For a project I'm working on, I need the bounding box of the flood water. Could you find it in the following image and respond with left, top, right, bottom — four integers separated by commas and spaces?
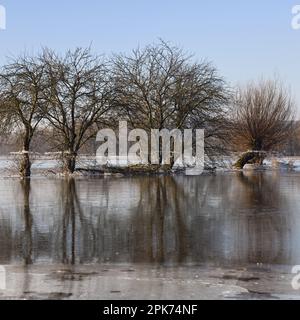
0, 171, 300, 268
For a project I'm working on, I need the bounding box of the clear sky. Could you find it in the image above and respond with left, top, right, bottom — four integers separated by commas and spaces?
0, 0, 300, 115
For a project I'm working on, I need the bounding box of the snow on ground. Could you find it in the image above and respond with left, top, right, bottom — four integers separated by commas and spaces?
1, 155, 300, 174
264, 157, 300, 172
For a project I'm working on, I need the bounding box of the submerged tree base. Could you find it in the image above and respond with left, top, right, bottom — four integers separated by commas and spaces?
234, 151, 267, 169
103, 164, 173, 176
19, 152, 31, 178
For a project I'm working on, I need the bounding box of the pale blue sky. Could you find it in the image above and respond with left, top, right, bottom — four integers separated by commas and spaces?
0, 0, 300, 114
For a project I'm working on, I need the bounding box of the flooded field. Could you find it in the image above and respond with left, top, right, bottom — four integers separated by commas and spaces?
0, 172, 300, 299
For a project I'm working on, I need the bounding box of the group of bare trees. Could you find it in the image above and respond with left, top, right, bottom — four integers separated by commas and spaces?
0, 41, 297, 177
0, 48, 113, 177
112, 43, 230, 159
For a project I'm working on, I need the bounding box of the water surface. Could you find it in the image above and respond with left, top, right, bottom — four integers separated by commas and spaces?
0, 171, 299, 267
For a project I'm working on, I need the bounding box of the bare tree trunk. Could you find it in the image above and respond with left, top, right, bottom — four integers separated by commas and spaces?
20, 133, 32, 178
63, 151, 77, 175
20, 153, 31, 178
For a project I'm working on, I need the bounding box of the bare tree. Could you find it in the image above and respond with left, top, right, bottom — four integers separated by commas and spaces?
230, 80, 297, 168
112, 41, 230, 165
283, 122, 300, 155
0, 55, 46, 177
41, 48, 111, 174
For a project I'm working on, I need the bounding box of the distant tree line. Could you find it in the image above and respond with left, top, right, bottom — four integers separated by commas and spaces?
0, 41, 297, 177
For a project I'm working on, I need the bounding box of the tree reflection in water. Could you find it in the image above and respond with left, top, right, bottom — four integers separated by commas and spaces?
0, 173, 298, 267
20, 179, 33, 265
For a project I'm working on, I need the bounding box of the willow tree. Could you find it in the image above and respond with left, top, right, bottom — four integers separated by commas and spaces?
41, 48, 111, 174
230, 80, 296, 169
0, 55, 46, 177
